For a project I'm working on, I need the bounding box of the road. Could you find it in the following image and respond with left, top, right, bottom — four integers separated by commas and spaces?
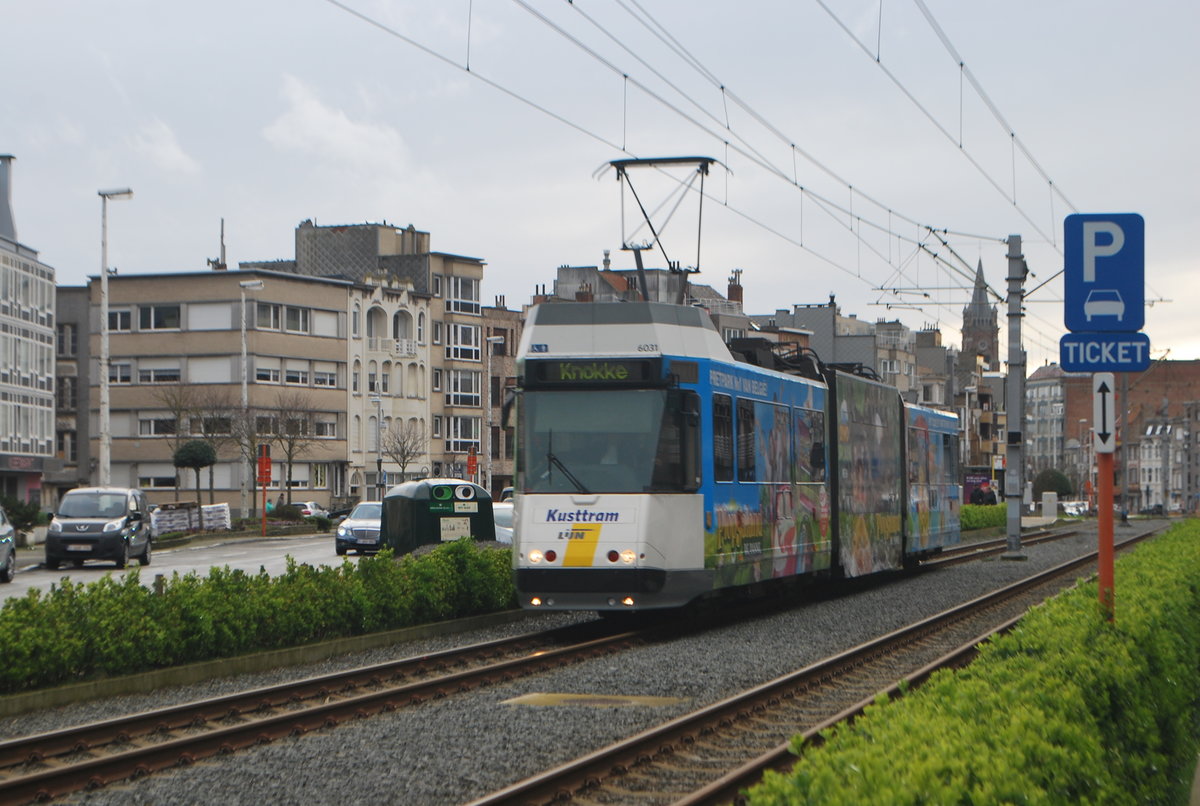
1, 531, 349, 603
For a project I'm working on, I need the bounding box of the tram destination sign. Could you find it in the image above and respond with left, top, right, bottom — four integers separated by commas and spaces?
525, 357, 663, 387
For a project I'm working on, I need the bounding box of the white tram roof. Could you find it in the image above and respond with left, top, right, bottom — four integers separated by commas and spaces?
519, 302, 735, 362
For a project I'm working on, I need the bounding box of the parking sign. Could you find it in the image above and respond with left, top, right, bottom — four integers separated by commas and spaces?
1064, 213, 1144, 333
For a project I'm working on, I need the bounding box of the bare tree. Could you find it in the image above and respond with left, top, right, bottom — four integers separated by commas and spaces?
192, 387, 238, 504
271, 389, 320, 506
229, 405, 267, 519
151, 383, 199, 501
382, 419, 428, 483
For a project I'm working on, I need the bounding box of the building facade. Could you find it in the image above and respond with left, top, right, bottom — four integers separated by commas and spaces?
90, 269, 353, 514
0, 155, 59, 506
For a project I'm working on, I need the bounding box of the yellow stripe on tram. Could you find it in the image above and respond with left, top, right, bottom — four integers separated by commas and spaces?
562, 523, 603, 567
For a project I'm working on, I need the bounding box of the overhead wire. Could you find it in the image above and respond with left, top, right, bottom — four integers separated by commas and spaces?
323, 0, 1064, 354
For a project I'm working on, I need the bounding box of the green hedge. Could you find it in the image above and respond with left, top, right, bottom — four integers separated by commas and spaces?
0, 540, 515, 694
748, 519, 1200, 805
960, 502, 1006, 531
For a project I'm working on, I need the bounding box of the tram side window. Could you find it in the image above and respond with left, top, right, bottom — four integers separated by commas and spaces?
713, 394, 734, 482
736, 398, 756, 482
795, 409, 826, 483
943, 433, 960, 483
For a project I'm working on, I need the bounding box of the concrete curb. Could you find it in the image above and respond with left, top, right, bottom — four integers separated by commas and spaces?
0, 608, 532, 719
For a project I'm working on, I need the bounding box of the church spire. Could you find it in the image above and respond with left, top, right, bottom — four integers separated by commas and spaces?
969, 259, 989, 311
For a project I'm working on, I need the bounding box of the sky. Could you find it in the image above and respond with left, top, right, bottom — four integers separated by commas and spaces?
4, 0, 1198, 371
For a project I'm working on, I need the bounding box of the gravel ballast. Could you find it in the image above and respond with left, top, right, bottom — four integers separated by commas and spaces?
2, 524, 1138, 805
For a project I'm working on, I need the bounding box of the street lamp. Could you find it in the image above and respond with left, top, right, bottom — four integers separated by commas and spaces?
484, 335, 505, 496
98, 187, 133, 487
239, 279, 265, 516
370, 395, 384, 500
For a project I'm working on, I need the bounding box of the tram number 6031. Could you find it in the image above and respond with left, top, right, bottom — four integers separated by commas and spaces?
637, 343, 657, 352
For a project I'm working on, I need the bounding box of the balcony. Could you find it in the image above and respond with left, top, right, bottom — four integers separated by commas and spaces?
367, 337, 418, 357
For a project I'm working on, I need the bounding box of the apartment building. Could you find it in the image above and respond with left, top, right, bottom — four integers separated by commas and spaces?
90, 269, 352, 514
0, 155, 59, 506
348, 273, 432, 502
243, 221, 490, 495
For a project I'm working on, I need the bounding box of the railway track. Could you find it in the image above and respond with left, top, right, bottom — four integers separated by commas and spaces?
0, 621, 644, 805
467, 525, 1159, 806
0, 524, 1119, 805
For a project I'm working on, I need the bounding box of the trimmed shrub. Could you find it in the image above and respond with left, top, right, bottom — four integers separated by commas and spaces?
747, 519, 1200, 805
0, 540, 515, 694
960, 502, 1006, 531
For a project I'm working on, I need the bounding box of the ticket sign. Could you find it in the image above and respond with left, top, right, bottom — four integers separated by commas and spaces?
1059, 332, 1151, 373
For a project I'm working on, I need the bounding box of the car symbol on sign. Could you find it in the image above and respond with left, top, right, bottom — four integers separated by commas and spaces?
1084, 289, 1124, 323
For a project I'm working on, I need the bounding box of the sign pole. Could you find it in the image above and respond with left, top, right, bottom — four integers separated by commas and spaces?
1093, 372, 1117, 622
1098, 451, 1115, 622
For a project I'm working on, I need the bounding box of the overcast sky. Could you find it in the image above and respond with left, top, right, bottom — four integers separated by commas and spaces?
4, 0, 1196, 370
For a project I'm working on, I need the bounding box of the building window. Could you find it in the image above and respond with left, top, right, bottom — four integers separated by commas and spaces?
314, 370, 337, 387
108, 310, 132, 332
57, 324, 77, 357
57, 430, 77, 462
446, 323, 480, 361
284, 306, 310, 333
138, 417, 178, 436
311, 464, 328, 489
285, 367, 309, 385
446, 416, 480, 454
256, 366, 281, 383
56, 376, 77, 410
432, 321, 442, 345
138, 367, 182, 383
109, 362, 132, 384
446, 276, 480, 314
445, 370, 481, 407
315, 418, 337, 438
139, 475, 176, 489
367, 372, 377, 393
256, 303, 281, 330
417, 312, 426, 344
432, 415, 443, 438
139, 304, 181, 331
353, 305, 361, 337
432, 369, 443, 392
432, 275, 443, 297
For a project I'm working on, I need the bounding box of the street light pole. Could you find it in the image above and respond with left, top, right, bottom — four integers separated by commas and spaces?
484, 335, 505, 496
371, 395, 383, 500
239, 279, 265, 517
98, 188, 133, 487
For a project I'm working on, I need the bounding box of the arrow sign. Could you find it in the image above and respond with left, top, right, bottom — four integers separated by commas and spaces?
1093, 372, 1116, 454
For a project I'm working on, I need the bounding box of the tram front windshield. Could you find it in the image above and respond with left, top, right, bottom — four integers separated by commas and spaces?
521, 388, 683, 495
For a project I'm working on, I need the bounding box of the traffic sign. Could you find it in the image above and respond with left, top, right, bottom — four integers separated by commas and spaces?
1064, 213, 1144, 333
1059, 332, 1151, 373
1092, 373, 1116, 454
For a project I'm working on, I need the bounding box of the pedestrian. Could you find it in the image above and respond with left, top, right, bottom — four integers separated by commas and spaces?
970, 480, 997, 506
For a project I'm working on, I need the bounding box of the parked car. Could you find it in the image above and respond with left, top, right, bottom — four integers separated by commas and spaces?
298, 501, 329, 519
0, 504, 16, 583
492, 501, 514, 545
335, 501, 382, 555
499, 486, 513, 502
44, 487, 153, 569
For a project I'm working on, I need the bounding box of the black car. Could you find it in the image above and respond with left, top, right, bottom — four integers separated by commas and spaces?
0, 504, 15, 583
45, 487, 153, 569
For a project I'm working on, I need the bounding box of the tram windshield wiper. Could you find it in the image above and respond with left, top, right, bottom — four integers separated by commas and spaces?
546, 431, 589, 494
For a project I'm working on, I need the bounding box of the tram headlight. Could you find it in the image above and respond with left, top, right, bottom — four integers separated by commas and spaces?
529, 550, 544, 564
620, 549, 636, 565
